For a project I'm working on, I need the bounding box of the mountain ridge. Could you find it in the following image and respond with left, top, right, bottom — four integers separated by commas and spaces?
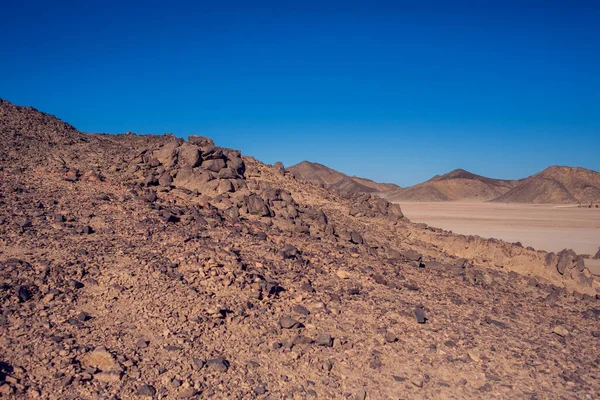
287, 160, 401, 194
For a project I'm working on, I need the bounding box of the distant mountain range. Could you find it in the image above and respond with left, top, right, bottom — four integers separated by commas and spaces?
289, 162, 600, 204
287, 161, 401, 194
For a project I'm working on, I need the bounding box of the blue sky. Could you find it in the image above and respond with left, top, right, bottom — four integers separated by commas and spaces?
1, 0, 599, 186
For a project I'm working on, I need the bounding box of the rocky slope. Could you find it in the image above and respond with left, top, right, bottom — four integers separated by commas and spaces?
287, 161, 400, 195
492, 166, 600, 204
1, 99, 600, 399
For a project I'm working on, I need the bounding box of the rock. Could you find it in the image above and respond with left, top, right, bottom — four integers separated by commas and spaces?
17, 285, 33, 302
410, 376, 424, 388
484, 316, 507, 329
556, 249, 576, 275
292, 335, 314, 345
80, 348, 122, 377
77, 311, 91, 321
280, 244, 299, 259
178, 143, 201, 168
67, 279, 84, 289
137, 384, 157, 397
188, 135, 214, 148
316, 333, 333, 347
468, 349, 481, 362
354, 389, 367, 400
202, 159, 226, 172
279, 317, 303, 329
403, 250, 422, 261
178, 388, 199, 398
293, 304, 310, 315
384, 331, 397, 343
414, 307, 426, 324
553, 325, 569, 337
254, 384, 267, 395
216, 179, 234, 194
158, 173, 173, 187
372, 273, 387, 285
94, 371, 121, 382
206, 357, 229, 372
192, 358, 205, 369
246, 194, 270, 216
594, 247, 600, 260
350, 231, 363, 244
336, 270, 350, 279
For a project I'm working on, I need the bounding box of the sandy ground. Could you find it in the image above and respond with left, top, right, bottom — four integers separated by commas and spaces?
397, 202, 600, 274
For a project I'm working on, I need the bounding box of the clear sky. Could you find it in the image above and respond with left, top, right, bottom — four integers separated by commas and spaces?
1, 1, 599, 186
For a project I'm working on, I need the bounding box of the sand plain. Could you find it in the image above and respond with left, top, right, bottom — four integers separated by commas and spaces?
397, 202, 600, 274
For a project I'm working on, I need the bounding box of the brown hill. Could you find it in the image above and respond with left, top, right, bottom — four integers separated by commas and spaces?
492, 166, 600, 204
287, 161, 400, 194
1, 99, 599, 399
379, 169, 521, 202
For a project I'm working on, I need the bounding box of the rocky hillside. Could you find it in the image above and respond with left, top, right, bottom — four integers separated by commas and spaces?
379, 169, 520, 202
1, 99, 600, 399
492, 166, 600, 204
287, 161, 400, 194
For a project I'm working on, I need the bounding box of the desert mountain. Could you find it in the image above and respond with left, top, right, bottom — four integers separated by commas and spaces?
287, 161, 400, 194
492, 166, 600, 204
1, 99, 599, 399
378, 169, 521, 202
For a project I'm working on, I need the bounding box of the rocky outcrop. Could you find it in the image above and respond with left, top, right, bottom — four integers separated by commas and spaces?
545, 249, 594, 287
344, 192, 404, 221
127, 136, 247, 196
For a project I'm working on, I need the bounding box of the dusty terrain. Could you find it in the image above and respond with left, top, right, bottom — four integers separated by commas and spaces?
1, 99, 600, 399
398, 202, 600, 255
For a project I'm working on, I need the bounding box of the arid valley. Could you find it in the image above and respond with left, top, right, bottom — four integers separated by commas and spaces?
398, 202, 600, 274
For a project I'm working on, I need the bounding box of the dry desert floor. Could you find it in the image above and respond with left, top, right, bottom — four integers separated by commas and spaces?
397, 202, 600, 274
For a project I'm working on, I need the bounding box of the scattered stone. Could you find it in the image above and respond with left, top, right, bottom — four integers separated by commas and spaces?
316, 333, 333, 347
468, 349, 481, 362
414, 307, 426, 324
178, 388, 199, 398
137, 384, 157, 397
279, 317, 303, 329
292, 335, 314, 345
293, 304, 310, 315
553, 325, 569, 337
207, 357, 229, 373
67, 279, 84, 289
484, 316, 507, 329
192, 358, 205, 369
77, 311, 91, 321
410, 376, 424, 388
253, 384, 267, 395
384, 331, 398, 343
336, 270, 350, 279
280, 244, 299, 259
